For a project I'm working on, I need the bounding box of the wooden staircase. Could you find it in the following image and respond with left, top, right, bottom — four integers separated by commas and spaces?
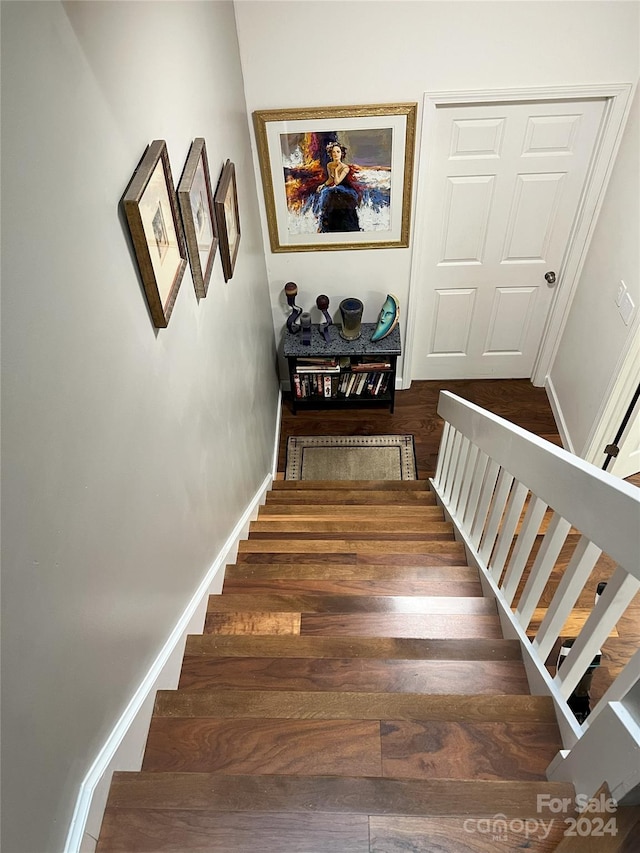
97, 480, 576, 852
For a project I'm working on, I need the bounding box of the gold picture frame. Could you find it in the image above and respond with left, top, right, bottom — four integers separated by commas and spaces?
123, 140, 187, 327
253, 103, 417, 252
214, 160, 241, 282
177, 138, 218, 299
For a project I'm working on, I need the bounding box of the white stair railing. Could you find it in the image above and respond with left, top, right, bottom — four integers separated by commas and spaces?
431, 391, 640, 803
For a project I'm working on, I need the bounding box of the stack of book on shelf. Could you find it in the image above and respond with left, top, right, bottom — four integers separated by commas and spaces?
293, 357, 340, 399
339, 371, 390, 398
351, 359, 392, 373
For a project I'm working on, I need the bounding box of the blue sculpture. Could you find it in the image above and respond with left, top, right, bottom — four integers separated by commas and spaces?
371, 293, 399, 342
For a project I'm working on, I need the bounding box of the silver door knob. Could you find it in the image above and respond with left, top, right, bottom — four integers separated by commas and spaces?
545, 271, 557, 285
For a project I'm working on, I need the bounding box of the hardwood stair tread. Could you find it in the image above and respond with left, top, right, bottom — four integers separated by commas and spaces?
222, 578, 484, 596
266, 491, 436, 505
142, 717, 384, 776
237, 538, 467, 555
154, 690, 558, 722
176, 657, 530, 693
249, 530, 456, 541
235, 551, 468, 566
103, 772, 575, 815
204, 612, 504, 638
299, 613, 502, 639
258, 504, 445, 518
249, 520, 454, 534
207, 593, 497, 615
224, 563, 477, 580
527, 607, 619, 638
271, 480, 432, 491
184, 636, 522, 660
369, 815, 565, 852
141, 717, 561, 780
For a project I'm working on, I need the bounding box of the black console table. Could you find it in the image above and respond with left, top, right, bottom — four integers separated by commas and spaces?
284, 322, 401, 414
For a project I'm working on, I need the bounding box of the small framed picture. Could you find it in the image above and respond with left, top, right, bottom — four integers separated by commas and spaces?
177, 138, 218, 299
122, 140, 187, 327
214, 160, 241, 282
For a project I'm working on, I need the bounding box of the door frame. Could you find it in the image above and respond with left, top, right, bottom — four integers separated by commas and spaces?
403, 83, 635, 389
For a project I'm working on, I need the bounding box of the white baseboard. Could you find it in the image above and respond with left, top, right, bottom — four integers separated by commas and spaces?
545, 376, 576, 454
272, 387, 283, 478
65, 471, 274, 853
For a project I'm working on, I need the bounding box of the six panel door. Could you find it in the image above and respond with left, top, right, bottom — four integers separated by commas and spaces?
411, 98, 607, 379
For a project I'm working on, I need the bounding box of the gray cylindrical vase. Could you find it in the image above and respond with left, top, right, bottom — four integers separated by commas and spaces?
339, 298, 364, 341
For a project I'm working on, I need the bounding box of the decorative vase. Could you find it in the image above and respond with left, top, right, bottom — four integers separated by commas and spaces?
339, 298, 364, 341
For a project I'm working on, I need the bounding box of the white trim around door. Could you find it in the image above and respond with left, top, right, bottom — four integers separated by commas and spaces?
403, 83, 635, 390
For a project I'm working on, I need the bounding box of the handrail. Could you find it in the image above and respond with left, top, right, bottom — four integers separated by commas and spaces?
431, 391, 640, 802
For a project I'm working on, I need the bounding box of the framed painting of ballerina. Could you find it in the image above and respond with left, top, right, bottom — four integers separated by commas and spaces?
253, 103, 417, 252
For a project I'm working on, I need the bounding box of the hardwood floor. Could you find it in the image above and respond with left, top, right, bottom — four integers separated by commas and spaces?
278, 379, 639, 725
278, 379, 562, 479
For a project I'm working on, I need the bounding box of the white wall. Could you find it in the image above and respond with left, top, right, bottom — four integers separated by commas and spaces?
234, 0, 639, 381
1, 2, 278, 851
549, 88, 639, 456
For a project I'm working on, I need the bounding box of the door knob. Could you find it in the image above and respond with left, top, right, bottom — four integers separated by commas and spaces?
545, 271, 557, 285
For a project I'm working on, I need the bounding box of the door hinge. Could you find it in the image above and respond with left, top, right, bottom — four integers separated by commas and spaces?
604, 443, 619, 457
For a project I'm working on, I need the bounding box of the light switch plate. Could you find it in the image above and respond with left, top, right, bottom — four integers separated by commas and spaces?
616, 280, 627, 307
620, 290, 635, 325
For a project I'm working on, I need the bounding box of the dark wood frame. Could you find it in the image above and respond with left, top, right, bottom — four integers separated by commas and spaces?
177, 138, 218, 299
123, 140, 187, 327
214, 160, 241, 282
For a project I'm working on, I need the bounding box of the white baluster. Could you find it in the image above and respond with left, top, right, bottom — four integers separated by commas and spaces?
489, 480, 529, 582
516, 513, 572, 630
469, 458, 501, 549
501, 496, 548, 606
479, 469, 515, 566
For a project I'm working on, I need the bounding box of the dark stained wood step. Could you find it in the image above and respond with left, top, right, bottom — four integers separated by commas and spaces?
141, 717, 560, 781
224, 562, 476, 580
206, 593, 496, 615
97, 808, 370, 852
369, 814, 565, 852
249, 529, 455, 541
154, 690, 556, 723
142, 718, 383, 775
380, 719, 561, 781
222, 577, 483, 596
222, 578, 482, 598
298, 613, 503, 639
176, 658, 529, 694
237, 538, 467, 556
183, 636, 521, 662
266, 490, 436, 505
249, 519, 453, 535
271, 480, 432, 491
103, 772, 575, 815
258, 504, 445, 518
234, 549, 468, 566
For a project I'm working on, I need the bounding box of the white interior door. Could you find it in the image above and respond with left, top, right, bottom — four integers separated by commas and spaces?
411, 98, 607, 379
